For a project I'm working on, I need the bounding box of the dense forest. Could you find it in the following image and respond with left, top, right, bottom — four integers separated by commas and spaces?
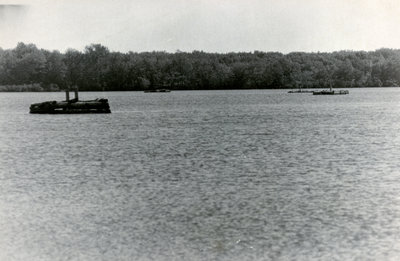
1, 42, 400, 91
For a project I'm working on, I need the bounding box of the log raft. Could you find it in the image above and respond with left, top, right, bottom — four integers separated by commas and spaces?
30, 89, 111, 114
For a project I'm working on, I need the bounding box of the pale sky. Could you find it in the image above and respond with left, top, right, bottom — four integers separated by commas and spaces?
1, 0, 400, 53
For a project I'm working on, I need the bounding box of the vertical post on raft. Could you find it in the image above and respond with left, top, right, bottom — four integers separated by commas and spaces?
66, 87, 70, 102
74, 87, 79, 101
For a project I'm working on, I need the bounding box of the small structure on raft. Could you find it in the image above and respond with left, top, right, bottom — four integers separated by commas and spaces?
30, 88, 111, 114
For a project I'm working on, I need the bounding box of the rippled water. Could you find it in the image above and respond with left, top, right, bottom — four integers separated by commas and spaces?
1, 89, 400, 260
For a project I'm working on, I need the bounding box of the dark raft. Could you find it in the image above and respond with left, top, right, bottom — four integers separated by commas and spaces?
30, 89, 111, 114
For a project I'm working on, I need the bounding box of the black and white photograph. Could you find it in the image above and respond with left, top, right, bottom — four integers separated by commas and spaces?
1, 0, 400, 260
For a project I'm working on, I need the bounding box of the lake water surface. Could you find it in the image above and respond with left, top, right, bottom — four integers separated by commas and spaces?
1, 89, 400, 260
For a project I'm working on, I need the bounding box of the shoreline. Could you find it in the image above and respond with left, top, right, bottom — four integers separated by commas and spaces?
0, 86, 398, 93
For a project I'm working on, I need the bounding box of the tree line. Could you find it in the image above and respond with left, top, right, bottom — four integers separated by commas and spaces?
1, 42, 400, 91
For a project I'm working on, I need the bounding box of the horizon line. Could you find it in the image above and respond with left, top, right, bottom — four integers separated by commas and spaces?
1, 42, 399, 55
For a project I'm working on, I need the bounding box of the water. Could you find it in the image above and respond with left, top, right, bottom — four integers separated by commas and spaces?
1, 89, 400, 260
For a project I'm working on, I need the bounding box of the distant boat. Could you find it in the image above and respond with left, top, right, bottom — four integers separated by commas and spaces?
30, 89, 111, 114
144, 89, 171, 93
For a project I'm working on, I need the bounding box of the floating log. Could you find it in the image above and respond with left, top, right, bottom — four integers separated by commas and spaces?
288, 90, 313, 93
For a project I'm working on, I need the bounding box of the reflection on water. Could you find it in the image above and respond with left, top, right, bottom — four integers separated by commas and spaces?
1, 89, 400, 260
